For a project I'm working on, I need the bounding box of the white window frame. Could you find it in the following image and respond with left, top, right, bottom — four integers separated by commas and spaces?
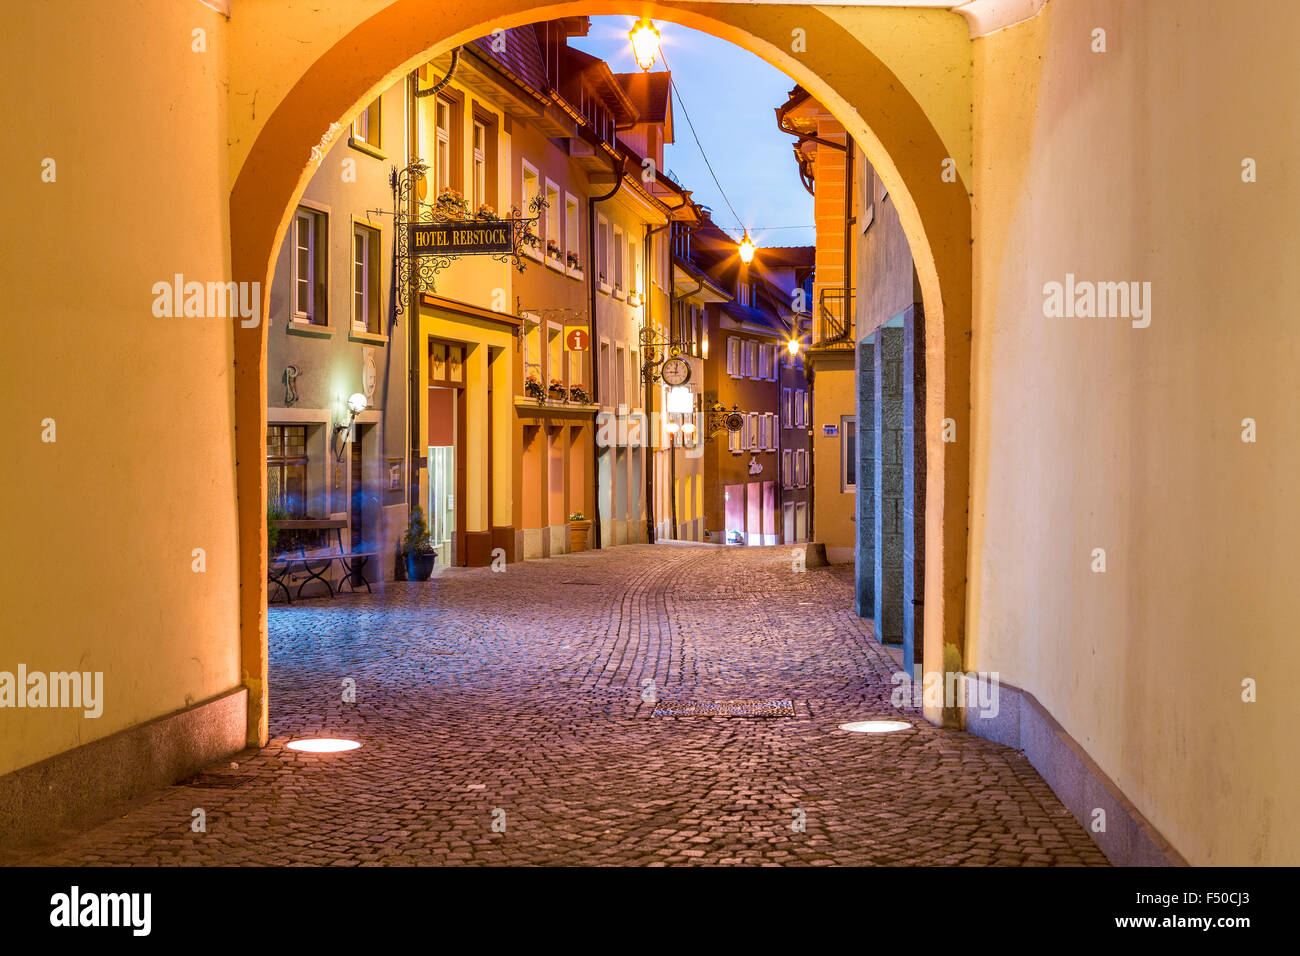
597, 215, 611, 291
544, 179, 562, 270
782, 449, 792, 488
521, 159, 542, 262
472, 119, 487, 210
351, 223, 371, 332
782, 387, 792, 428
748, 413, 760, 451
434, 96, 453, 196
292, 210, 314, 322
612, 225, 626, 297
565, 192, 582, 277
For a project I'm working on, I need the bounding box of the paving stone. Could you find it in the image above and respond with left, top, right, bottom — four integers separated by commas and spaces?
5, 545, 1108, 867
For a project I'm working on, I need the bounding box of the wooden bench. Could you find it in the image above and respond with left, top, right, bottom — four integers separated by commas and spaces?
269, 518, 377, 603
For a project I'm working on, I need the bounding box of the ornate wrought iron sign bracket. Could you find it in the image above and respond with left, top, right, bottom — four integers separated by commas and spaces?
392, 160, 546, 316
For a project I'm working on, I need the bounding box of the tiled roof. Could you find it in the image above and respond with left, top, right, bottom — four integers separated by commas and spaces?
613, 71, 672, 125
470, 25, 548, 95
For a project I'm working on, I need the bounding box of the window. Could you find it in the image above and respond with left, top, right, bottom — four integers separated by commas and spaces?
628, 237, 639, 296
352, 223, 380, 333
565, 194, 580, 269
597, 216, 610, 287
726, 337, 739, 377
613, 226, 625, 293
782, 450, 792, 488
782, 387, 793, 428
291, 207, 327, 325
728, 422, 742, 454
599, 341, 611, 404
841, 416, 857, 492
434, 96, 454, 195
472, 120, 486, 209
545, 181, 560, 259
748, 412, 760, 451
615, 346, 626, 406
794, 389, 807, 428
745, 341, 757, 379
765, 413, 777, 451
353, 97, 381, 149
267, 425, 308, 516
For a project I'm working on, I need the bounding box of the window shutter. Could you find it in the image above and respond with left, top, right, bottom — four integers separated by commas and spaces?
367, 229, 381, 332
313, 213, 328, 325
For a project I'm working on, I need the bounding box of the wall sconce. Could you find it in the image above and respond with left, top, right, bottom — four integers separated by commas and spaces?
333, 392, 368, 460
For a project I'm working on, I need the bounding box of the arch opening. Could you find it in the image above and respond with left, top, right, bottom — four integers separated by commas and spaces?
232, 0, 972, 745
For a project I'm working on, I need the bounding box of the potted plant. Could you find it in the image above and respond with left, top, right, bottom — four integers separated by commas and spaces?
401, 505, 437, 581
568, 511, 593, 553
267, 504, 288, 556
546, 239, 562, 261
568, 382, 589, 404
475, 203, 498, 220
524, 373, 544, 401
566, 251, 581, 270
548, 378, 567, 401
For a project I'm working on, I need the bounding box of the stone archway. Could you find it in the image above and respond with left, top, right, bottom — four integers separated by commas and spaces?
229, 0, 972, 745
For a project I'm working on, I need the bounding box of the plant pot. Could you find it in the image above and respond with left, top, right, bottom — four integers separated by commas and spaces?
568, 519, 592, 553
406, 551, 436, 581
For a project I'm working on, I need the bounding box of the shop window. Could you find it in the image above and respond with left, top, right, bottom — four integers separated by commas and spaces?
267, 425, 308, 517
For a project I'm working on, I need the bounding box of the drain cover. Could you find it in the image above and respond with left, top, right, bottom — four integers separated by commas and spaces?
652, 698, 795, 718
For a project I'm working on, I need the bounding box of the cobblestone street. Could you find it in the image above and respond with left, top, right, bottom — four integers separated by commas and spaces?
8, 545, 1107, 866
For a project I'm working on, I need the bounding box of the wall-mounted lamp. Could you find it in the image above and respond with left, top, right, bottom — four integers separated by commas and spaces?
333, 392, 368, 461
787, 337, 801, 357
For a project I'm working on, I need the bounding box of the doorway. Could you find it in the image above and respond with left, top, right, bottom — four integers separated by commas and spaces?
428, 386, 458, 568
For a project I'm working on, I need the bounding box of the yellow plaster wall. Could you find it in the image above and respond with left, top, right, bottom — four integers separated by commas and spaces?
969, 0, 1300, 865
1, 1, 241, 775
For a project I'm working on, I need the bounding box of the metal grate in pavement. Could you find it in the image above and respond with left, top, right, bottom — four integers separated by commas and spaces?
650, 698, 797, 718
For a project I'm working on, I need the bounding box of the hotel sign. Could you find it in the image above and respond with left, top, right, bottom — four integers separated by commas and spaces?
409, 221, 513, 256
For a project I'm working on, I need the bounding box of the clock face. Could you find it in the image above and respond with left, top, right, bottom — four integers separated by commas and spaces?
661, 357, 691, 386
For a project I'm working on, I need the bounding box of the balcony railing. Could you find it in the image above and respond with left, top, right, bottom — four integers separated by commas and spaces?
816, 288, 855, 348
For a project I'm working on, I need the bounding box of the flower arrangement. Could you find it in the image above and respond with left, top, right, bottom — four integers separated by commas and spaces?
548, 378, 567, 398
568, 383, 589, 404
546, 239, 562, 259
436, 187, 469, 217
524, 373, 544, 400
475, 203, 498, 220
566, 251, 581, 269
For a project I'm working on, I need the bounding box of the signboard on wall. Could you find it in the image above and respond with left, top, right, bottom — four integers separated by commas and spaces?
409, 221, 513, 256
565, 327, 590, 351
823, 424, 839, 436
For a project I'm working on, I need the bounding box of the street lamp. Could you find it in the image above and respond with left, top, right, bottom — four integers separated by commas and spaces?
738, 232, 756, 263
787, 337, 801, 357
629, 18, 661, 71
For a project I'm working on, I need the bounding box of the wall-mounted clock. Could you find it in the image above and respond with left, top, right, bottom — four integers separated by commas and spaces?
660, 356, 691, 386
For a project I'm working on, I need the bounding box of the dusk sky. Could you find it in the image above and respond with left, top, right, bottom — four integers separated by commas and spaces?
569, 16, 815, 249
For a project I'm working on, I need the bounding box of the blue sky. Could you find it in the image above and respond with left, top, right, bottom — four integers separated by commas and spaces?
568, 16, 815, 249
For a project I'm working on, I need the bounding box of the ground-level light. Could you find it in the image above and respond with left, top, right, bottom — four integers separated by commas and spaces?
287, 737, 362, 752
839, 720, 912, 733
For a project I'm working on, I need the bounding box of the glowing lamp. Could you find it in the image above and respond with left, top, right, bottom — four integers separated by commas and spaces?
738, 233, 755, 263
787, 338, 800, 357
629, 18, 661, 72
287, 738, 362, 752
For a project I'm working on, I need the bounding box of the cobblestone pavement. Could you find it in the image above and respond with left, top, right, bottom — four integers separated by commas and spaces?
7, 545, 1108, 866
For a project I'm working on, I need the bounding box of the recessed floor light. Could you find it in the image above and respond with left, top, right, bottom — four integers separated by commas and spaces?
839, 720, 912, 734
287, 737, 362, 753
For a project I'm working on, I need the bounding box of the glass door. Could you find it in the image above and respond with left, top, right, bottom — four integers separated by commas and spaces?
428, 444, 455, 568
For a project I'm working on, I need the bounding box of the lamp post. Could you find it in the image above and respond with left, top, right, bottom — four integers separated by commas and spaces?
629, 18, 661, 71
